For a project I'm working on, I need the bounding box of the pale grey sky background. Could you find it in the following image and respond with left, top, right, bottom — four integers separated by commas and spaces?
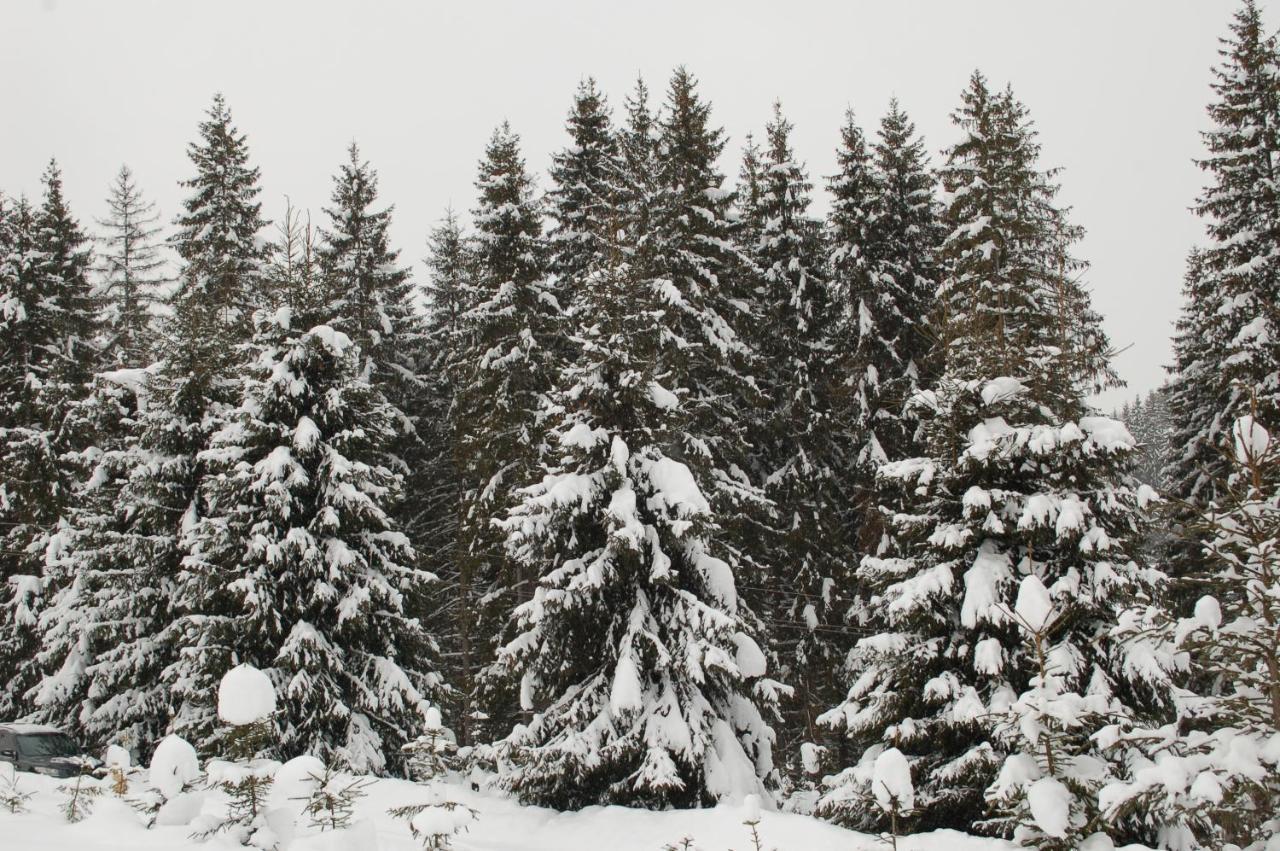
0, 0, 1254, 410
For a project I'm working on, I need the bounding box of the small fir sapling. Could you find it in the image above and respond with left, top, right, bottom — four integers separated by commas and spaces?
104, 744, 133, 796
660, 838, 702, 851
59, 757, 104, 823
733, 794, 777, 851
871, 749, 915, 851
388, 785, 478, 850
402, 706, 456, 781
0, 763, 33, 813
135, 734, 203, 827
300, 764, 374, 832
195, 664, 280, 845
1099, 405, 1280, 848
983, 575, 1122, 849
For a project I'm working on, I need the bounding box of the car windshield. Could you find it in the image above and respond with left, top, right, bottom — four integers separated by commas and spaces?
15, 733, 78, 758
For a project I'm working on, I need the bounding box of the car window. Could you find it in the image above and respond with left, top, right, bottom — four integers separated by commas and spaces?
15, 733, 77, 758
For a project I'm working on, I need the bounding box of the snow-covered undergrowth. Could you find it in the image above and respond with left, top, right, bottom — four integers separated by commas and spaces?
0, 766, 1168, 851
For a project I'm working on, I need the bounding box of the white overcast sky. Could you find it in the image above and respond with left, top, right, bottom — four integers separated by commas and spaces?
0, 0, 1257, 409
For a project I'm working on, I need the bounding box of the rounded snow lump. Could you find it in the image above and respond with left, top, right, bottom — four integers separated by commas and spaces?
218, 663, 277, 726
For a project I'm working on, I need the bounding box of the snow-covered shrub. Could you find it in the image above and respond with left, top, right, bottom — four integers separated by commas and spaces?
134, 734, 205, 827
299, 764, 373, 832
0, 763, 33, 814
402, 706, 456, 782
388, 785, 478, 850
871, 748, 915, 850
104, 744, 134, 796
59, 757, 103, 823
193, 664, 280, 847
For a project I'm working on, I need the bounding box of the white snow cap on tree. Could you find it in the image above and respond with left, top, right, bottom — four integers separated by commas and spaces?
872, 747, 914, 812
104, 744, 131, 770
217, 663, 277, 726
1014, 574, 1054, 633
1026, 776, 1071, 839
271, 754, 326, 811
149, 735, 201, 800
1232, 414, 1270, 464
742, 793, 762, 823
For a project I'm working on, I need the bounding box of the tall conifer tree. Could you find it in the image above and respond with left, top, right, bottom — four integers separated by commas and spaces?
0, 164, 98, 720
820, 75, 1168, 841
94, 165, 170, 368
461, 122, 558, 739
86, 93, 270, 752
1165, 0, 1280, 582
739, 103, 849, 772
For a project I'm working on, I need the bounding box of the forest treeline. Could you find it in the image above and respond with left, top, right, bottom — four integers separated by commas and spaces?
2, 2, 1279, 848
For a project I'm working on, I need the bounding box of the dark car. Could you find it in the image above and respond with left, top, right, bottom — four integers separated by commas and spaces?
0, 723, 94, 779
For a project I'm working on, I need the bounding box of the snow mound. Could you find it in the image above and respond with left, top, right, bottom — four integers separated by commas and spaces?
272, 754, 326, 812
980, 376, 1026, 405
104, 744, 131, 769
1026, 776, 1071, 838
1233, 414, 1270, 464
872, 748, 914, 812
1015, 574, 1054, 633
218, 663, 277, 726
149, 734, 200, 800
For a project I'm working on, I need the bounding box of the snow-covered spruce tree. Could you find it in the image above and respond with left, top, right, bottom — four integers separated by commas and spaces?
420, 209, 479, 743
28, 366, 152, 739
650, 69, 760, 495
491, 221, 781, 808
814, 104, 942, 778
173, 307, 442, 772
1099, 407, 1280, 849
736, 102, 850, 773
0, 194, 57, 721
314, 144, 441, 706
546, 77, 620, 315
1123, 388, 1172, 492
460, 122, 559, 741
30, 169, 174, 736
818, 73, 1169, 838
84, 93, 270, 754
637, 71, 772, 668
265, 196, 324, 326
853, 100, 944, 466
317, 143, 423, 396
0, 163, 99, 721
1165, 0, 1280, 582
94, 164, 170, 368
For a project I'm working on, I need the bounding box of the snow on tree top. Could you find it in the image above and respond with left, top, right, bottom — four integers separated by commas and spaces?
306, 323, 354, 357
1078, 417, 1136, 452
217, 663, 277, 726
1026, 776, 1071, 838
148, 735, 200, 800
980, 376, 1027, 405
1014, 574, 1054, 633
871, 747, 914, 812
1232, 414, 1270, 464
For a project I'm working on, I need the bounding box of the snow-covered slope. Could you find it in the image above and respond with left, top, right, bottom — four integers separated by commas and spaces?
0, 770, 1045, 851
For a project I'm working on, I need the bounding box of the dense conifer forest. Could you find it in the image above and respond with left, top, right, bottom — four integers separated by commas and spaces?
3, 2, 1280, 848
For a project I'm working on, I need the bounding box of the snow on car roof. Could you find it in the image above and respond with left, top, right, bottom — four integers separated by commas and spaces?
0, 723, 64, 735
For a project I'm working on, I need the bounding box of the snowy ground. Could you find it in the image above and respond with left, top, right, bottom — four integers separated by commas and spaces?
0, 768, 1045, 851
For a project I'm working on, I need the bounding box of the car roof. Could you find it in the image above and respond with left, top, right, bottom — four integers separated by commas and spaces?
0, 723, 64, 735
